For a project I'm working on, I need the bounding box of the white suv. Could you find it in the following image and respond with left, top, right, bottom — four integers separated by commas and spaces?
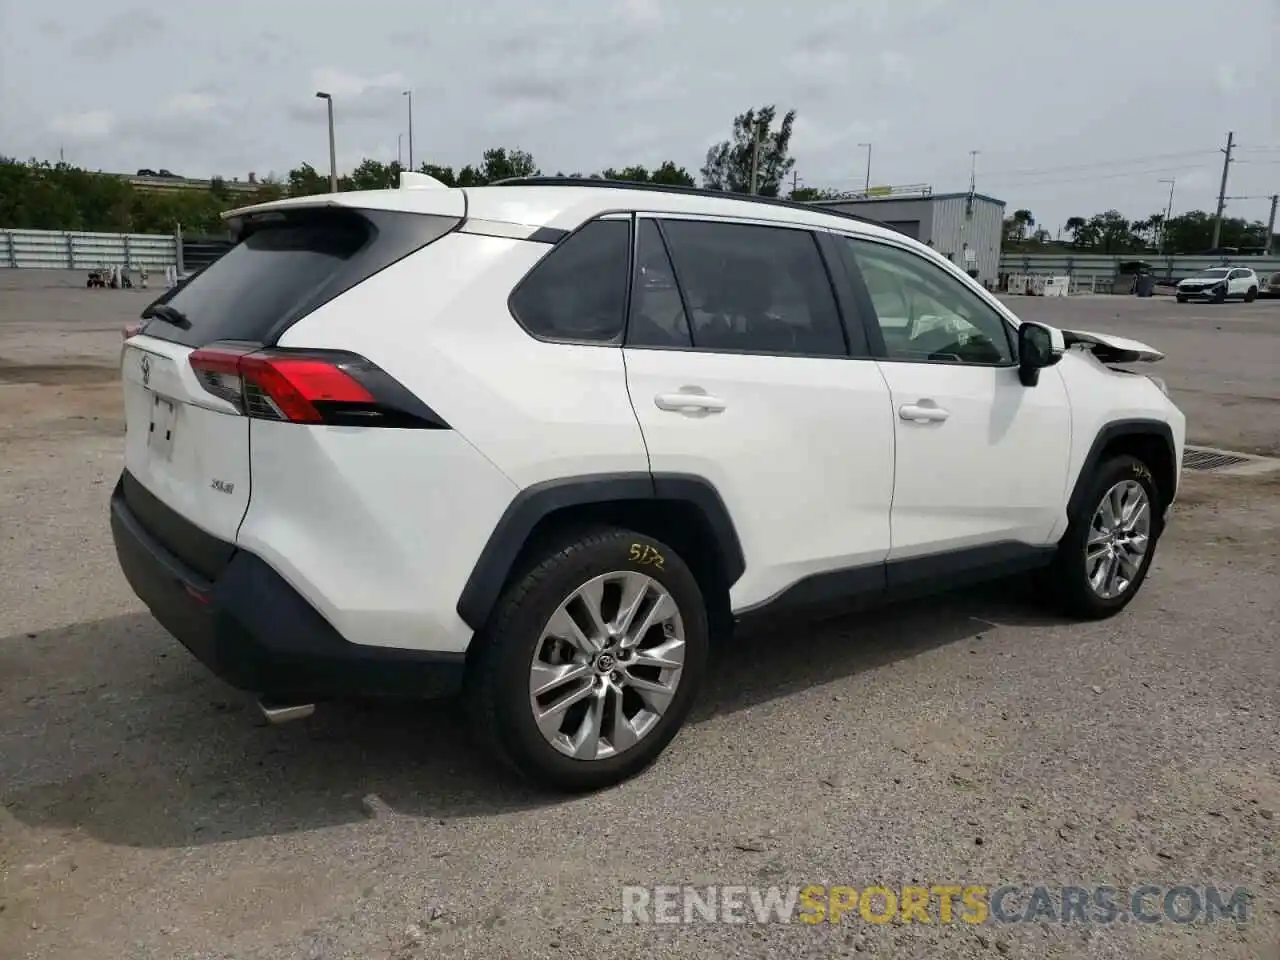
1175, 266, 1260, 303
111, 177, 1185, 792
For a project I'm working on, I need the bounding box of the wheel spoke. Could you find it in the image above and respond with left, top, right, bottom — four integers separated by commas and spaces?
535, 681, 595, 740
622, 672, 676, 714
1121, 498, 1149, 534
543, 606, 599, 654
608, 685, 641, 754
630, 637, 685, 672
619, 592, 677, 650
575, 579, 611, 645
530, 660, 590, 697
569, 685, 606, 759
612, 572, 652, 636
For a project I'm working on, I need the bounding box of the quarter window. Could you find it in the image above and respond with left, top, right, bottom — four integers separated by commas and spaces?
655, 219, 847, 357
838, 237, 1014, 365
509, 218, 631, 342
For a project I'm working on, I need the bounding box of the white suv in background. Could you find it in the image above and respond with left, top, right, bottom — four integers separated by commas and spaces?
112, 177, 1185, 792
1175, 266, 1260, 303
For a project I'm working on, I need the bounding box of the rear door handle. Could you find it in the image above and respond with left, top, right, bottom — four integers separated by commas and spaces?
898, 402, 950, 423
654, 391, 727, 413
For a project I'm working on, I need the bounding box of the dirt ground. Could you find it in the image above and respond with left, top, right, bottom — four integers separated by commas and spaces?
1, 276, 1277, 959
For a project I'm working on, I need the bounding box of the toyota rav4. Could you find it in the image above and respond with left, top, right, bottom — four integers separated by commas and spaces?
111, 176, 1186, 792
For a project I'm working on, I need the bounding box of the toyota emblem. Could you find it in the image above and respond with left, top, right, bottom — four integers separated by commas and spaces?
140, 354, 151, 386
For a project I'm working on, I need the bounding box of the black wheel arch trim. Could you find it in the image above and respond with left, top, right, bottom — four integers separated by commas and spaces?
1066, 418, 1177, 519
455, 471, 746, 631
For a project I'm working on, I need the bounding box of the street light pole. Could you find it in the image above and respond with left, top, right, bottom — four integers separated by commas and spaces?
1158, 178, 1176, 254
858, 143, 871, 195
403, 90, 414, 171
315, 91, 337, 193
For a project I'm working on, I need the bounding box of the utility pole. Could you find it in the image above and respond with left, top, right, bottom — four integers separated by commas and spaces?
748, 119, 764, 195
791, 171, 799, 196
858, 142, 872, 195
968, 150, 979, 194
1267, 193, 1278, 255
1158, 178, 1176, 254
1211, 131, 1233, 249
403, 90, 414, 171
315, 91, 337, 193
398, 134, 403, 169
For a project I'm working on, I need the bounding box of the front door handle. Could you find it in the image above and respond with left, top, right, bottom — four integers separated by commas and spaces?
898, 401, 950, 423
654, 391, 727, 413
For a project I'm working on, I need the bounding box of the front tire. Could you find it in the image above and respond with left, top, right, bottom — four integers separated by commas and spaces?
1244, 286, 1258, 303
466, 526, 709, 792
1175, 295, 1188, 303
1045, 454, 1162, 619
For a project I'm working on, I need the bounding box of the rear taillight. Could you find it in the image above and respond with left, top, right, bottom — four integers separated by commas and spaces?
188, 344, 448, 429
123, 319, 145, 339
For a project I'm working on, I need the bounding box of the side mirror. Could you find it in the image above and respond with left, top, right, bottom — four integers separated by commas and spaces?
1017, 321, 1065, 387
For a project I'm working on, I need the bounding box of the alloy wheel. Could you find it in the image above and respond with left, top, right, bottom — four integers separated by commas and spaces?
1085, 479, 1152, 599
528, 571, 686, 760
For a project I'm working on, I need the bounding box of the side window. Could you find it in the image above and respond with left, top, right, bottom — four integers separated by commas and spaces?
509, 218, 631, 342
838, 237, 1013, 365
628, 219, 692, 348
657, 219, 847, 357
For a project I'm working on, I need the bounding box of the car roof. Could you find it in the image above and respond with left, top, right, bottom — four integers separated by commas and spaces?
225, 178, 919, 248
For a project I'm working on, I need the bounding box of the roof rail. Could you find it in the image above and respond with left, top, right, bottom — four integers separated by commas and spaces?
487, 176, 884, 229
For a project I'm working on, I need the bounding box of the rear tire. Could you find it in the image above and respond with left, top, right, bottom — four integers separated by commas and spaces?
1244, 286, 1258, 303
1043, 454, 1163, 620
466, 526, 709, 793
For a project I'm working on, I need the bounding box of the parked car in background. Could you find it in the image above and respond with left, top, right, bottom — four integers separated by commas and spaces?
1175, 266, 1259, 303
1260, 271, 1280, 299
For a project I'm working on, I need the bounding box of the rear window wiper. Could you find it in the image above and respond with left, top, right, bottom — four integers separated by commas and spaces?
140, 303, 192, 330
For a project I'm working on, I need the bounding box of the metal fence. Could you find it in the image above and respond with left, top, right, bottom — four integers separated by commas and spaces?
0, 229, 179, 271
999, 251, 1280, 288
182, 236, 235, 271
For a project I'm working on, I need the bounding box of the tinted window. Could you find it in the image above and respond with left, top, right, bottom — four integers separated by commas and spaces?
628, 220, 692, 348
510, 218, 631, 342
658, 220, 847, 357
839, 238, 1013, 365
147, 215, 370, 346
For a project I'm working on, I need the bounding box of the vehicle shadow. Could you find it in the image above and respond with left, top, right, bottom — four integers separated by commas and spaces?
0, 580, 1063, 849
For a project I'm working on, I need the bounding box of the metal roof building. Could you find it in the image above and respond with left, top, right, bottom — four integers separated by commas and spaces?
817, 191, 1006, 288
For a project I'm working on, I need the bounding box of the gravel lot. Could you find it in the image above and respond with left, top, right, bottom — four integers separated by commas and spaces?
1, 273, 1277, 959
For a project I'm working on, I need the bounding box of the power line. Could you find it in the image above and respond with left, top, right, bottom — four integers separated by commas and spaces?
976, 150, 1216, 179
979, 164, 1213, 189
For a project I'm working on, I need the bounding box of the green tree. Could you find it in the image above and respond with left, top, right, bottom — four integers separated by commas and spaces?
347, 158, 399, 191
416, 162, 458, 186
478, 147, 539, 184
597, 162, 696, 187
287, 162, 331, 196
701, 105, 797, 198
649, 161, 696, 187
789, 185, 850, 202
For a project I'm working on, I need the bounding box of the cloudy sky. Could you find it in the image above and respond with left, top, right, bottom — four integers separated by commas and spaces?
1, 0, 1276, 231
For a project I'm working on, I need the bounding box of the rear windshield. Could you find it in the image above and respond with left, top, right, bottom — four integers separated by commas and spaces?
140, 209, 458, 348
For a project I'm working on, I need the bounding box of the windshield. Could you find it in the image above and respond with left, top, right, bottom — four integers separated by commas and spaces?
1197, 269, 1230, 279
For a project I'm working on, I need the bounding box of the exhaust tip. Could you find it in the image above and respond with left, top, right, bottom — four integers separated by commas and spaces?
257, 698, 316, 724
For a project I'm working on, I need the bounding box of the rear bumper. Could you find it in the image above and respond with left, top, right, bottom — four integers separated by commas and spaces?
109, 474, 465, 700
